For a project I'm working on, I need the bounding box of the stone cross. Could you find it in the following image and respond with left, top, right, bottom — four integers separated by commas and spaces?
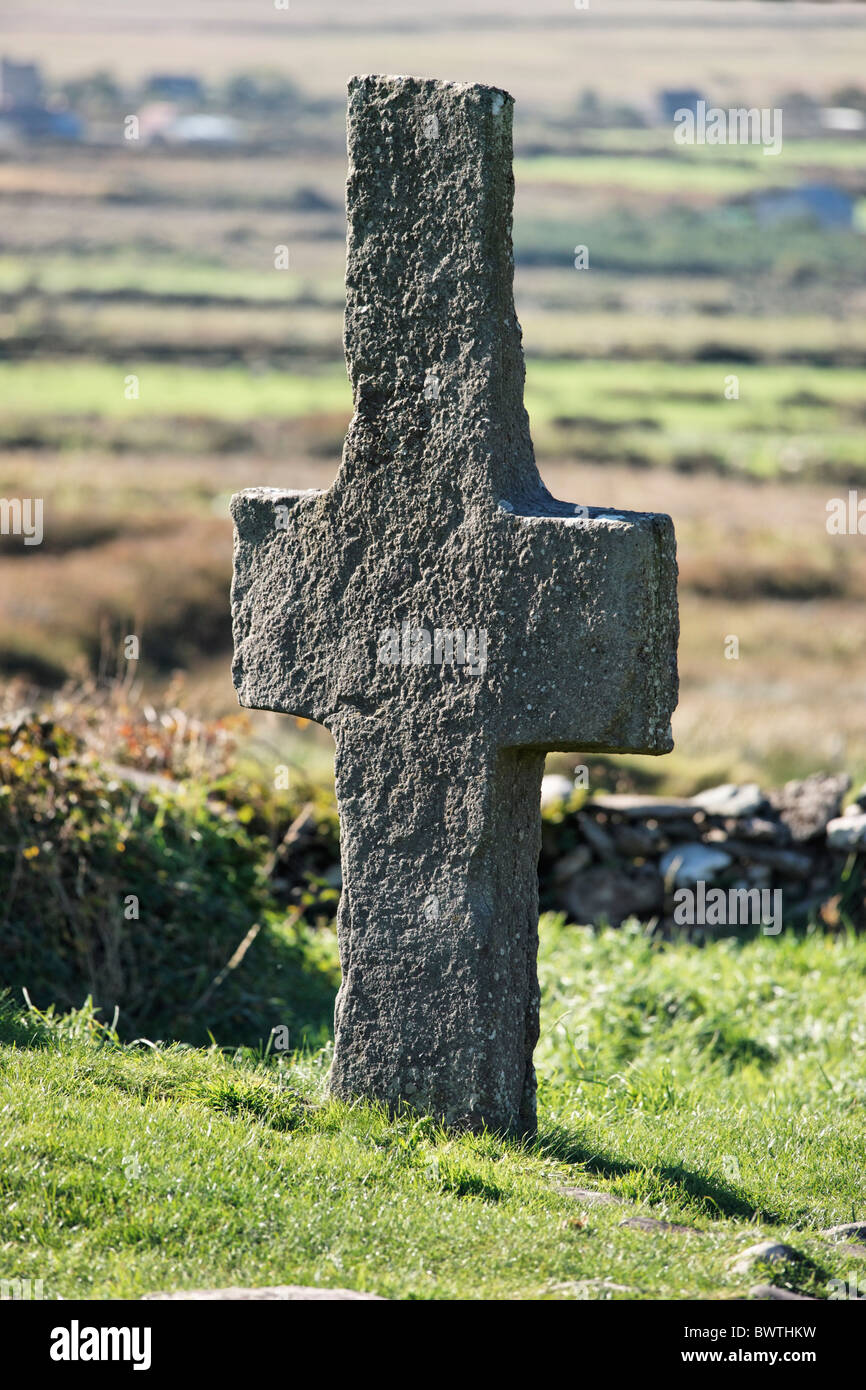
231, 75, 678, 1136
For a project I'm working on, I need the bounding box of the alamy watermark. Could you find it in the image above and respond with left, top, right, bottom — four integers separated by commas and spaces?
826, 490, 866, 535
673, 881, 783, 935
378, 621, 487, 676
50, 1323, 152, 1371
828, 1273, 866, 1300
1, 1277, 44, 1300
0, 497, 43, 545
674, 102, 783, 157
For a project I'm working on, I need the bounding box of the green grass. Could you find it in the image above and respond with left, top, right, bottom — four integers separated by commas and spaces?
0, 707, 342, 1040
515, 137, 866, 197
517, 209, 866, 280
527, 360, 866, 479
3, 357, 861, 421
0, 359, 350, 419
0, 253, 344, 304
514, 154, 794, 197
562, 130, 866, 169
1, 920, 863, 1300
3, 356, 865, 479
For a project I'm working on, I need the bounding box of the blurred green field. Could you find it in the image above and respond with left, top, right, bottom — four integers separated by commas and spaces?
517, 137, 866, 195
1, 0, 865, 792
0, 253, 340, 303
3, 358, 864, 484
564, 131, 866, 166
0, 359, 349, 418
516, 154, 788, 197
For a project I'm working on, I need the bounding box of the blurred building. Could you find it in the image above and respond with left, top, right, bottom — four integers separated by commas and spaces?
658, 88, 705, 124
0, 55, 83, 142
138, 102, 242, 146
144, 74, 204, 103
165, 114, 242, 145
748, 183, 855, 230
0, 57, 42, 105
820, 106, 866, 133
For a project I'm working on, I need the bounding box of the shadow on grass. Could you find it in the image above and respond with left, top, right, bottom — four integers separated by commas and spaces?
535, 1121, 786, 1224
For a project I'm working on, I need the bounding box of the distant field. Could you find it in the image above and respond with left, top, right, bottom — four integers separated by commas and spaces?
2, 0, 864, 108
0, 254, 342, 304
515, 154, 793, 197
3, 448, 864, 782
10, 298, 866, 370
0, 359, 348, 418
526, 359, 866, 481
569, 132, 866, 168
3, 357, 864, 483
1, 0, 865, 791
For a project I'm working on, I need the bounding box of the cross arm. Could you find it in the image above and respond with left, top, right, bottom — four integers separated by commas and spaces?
489, 503, 678, 754
231, 486, 333, 720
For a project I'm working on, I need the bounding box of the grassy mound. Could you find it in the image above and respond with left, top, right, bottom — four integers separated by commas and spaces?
1, 921, 863, 1299
0, 696, 339, 1045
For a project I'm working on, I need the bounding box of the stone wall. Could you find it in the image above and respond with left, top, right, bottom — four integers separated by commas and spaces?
538, 773, 866, 932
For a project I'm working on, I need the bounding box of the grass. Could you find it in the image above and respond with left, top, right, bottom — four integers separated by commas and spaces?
0, 920, 863, 1300
0, 253, 343, 305
516, 138, 866, 199
565, 131, 866, 169
0, 696, 343, 1040
527, 361, 866, 481
3, 357, 865, 481
519, 308, 866, 364
0, 359, 349, 419
515, 154, 795, 197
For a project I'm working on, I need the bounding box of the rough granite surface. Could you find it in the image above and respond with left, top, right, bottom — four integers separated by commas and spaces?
231, 75, 679, 1135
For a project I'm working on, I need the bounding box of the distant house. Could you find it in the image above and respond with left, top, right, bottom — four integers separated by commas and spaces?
0, 106, 83, 141
0, 57, 42, 107
138, 102, 179, 143
820, 106, 866, 133
164, 114, 241, 145
749, 184, 855, 230
145, 74, 204, 103
140, 105, 242, 147
658, 88, 705, 124
0, 55, 83, 142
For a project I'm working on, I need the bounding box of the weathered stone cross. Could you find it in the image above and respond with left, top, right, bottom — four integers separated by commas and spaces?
231, 75, 678, 1136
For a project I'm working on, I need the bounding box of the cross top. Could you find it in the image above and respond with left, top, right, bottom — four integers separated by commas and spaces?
340, 74, 545, 517
231, 75, 678, 1136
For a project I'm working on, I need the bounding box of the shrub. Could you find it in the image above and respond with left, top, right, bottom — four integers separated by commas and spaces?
0, 702, 339, 1046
